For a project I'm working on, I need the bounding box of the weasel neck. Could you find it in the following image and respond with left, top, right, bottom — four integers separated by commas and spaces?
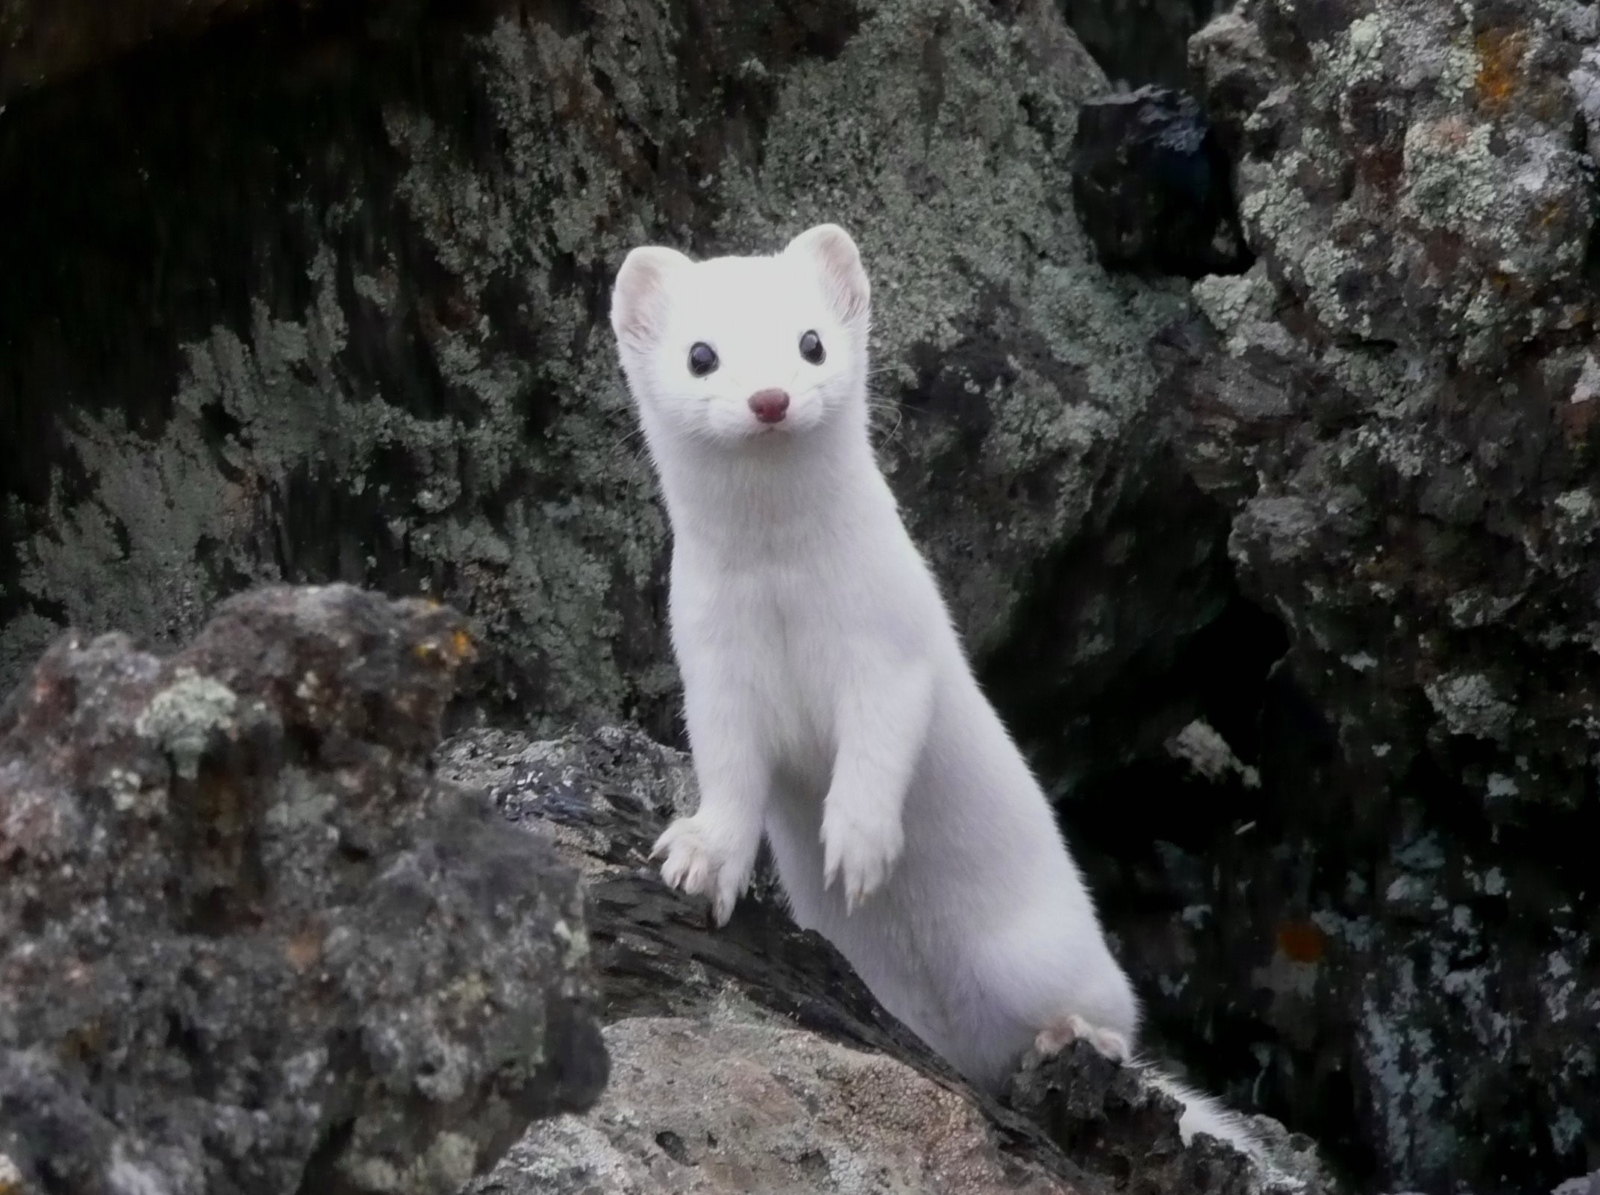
648, 409, 888, 561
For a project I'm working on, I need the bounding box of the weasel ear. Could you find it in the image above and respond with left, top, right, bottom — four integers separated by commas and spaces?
612, 245, 690, 351
785, 224, 870, 327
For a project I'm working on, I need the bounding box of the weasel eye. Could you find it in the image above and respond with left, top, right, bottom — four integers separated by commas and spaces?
688, 342, 719, 377
799, 330, 825, 365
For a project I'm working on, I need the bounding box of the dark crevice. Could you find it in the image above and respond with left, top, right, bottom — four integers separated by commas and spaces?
295, 1116, 358, 1195
1071, 85, 1253, 280
1056, 0, 1223, 90
981, 456, 1244, 791
977, 473, 1418, 1178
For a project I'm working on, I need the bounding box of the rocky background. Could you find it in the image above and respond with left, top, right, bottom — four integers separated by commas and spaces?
1, 0, 1597, 1193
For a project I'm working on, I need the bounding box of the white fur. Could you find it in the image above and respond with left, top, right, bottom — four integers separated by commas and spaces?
610, 224, 1261, 1158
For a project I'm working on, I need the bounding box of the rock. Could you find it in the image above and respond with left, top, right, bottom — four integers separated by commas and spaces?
476, 1012, 1082, 1195
1058, 0, 1225, 89
0, 0, 265, 99
0, 0, 1215, 788
435, 725, 1334, 1195
0, 585, 606, 1195
431, 727, 977, 1101
1007, 1042, 1338, 1195
1072, 84, 1251, 279
1163, 0, 1600, 1187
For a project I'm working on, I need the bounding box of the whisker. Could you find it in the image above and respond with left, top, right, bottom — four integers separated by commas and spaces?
876, 406, 906, 450
864, 383, 909, 451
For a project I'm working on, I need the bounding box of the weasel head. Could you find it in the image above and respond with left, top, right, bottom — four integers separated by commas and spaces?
610, 224, 871, 450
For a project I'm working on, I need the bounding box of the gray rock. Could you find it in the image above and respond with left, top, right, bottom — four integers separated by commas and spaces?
1166, 0, 1600, 1186
0, 585, 606, 1195
475, 1011, 1083, 1195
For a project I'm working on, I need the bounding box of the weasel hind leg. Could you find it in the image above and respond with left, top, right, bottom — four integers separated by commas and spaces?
1033, 1012, 1132, 1063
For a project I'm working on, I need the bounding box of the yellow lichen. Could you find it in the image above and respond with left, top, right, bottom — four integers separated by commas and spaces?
413, 628, 473, 665
1537, 200, 1568, 230
1475, 27, 1527, 112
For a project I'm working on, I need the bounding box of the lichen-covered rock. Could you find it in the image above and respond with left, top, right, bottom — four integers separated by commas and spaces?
1194, 0, 1596, 360
435, 725, 1333, 1195
1164, 0, 1600, 1187
0, 585, 606, 1195
0, 0, 1211, 778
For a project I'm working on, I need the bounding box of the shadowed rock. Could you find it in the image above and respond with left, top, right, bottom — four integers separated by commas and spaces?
1072, 85, 1250, 279
0, 0, 265, 98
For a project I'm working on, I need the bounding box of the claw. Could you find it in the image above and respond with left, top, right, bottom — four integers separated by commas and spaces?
817, 800, 903, 914
652, 811, 757, 927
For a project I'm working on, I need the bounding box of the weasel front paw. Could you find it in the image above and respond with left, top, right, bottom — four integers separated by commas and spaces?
820, 800, 904, 913
1034, 1014, 1132, 1064
650, 812, 757, 927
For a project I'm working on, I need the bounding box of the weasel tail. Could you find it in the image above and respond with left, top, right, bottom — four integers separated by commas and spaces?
609, 223, 1262, 1159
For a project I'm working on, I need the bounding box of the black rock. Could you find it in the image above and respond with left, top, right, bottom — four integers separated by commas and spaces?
1071, 85, 1251, 278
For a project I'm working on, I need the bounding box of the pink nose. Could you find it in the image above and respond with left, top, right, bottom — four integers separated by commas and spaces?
748, 389, 790, 424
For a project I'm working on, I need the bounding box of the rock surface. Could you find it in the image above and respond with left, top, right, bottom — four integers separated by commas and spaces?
1008, 1043, 1338, 1195
1163, 0, 1600, 1188
437, 725, 1330, 1195
480, 1012, 1081, 1195
0, 585, 606, 1194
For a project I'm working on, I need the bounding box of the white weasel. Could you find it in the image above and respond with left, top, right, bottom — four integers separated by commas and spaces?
610, 224, 1260, 1156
